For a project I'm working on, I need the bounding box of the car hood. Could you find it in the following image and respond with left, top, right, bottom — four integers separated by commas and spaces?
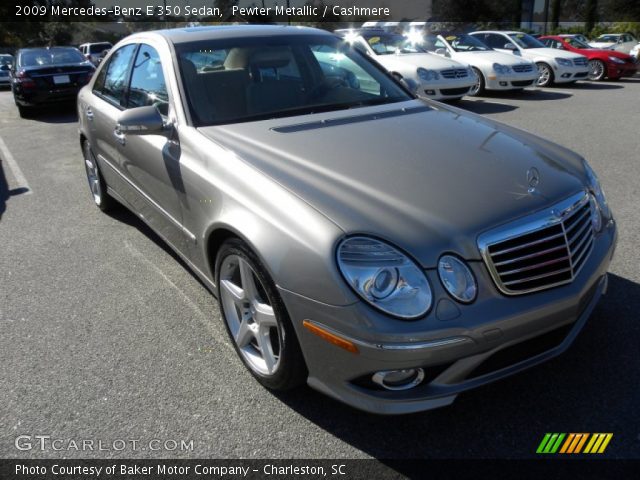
450, 50, 532, 67
377, 52, 467, 70
197, 100, 587, 267
589, 42, 615, 49
521, 48, 584, 60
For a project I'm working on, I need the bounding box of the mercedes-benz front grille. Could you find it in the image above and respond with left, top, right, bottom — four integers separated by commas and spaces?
478, 192, 595, 295
440, 68, 469, 79
512, 64, 534, 73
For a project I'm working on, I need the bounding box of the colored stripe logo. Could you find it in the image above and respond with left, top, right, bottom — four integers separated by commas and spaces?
536, 433, 613, 454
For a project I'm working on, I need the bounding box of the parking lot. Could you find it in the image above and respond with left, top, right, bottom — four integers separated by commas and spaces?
1, 77, 639, 460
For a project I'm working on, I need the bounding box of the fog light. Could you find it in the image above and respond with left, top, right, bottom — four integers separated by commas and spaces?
562, 73, 571, 78
499, 81, 507, 86
425, 89, 436, 95
372, 368, 425, 390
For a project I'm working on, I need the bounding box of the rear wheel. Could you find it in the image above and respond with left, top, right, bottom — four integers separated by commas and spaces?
216, 238, 307, 391
469, 67, 485, 96
588, 59, 606, 81
82, 141, 117, 212
536, 62, 554, 87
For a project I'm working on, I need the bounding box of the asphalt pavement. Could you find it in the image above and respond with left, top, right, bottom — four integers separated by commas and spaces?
1, 78, 639, 460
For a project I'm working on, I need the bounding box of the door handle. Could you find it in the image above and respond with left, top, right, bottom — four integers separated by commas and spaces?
85, 107, 94, 121
113, 126, 126, 146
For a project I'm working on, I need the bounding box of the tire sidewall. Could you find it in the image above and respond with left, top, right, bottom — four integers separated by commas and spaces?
215, 238, 306, 390
536, 62, 554, 87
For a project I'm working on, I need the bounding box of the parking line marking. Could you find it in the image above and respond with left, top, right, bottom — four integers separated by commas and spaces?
0, 135, 32, 195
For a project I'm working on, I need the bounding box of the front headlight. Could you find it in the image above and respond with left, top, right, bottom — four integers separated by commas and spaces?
608, 56, 625, 64
337, 237, 433, 319
492, 63, 511, 74
583, 160, 611, 221
438, 255, 477, 303
556, 57, 573, 67
417, 67, 439, 81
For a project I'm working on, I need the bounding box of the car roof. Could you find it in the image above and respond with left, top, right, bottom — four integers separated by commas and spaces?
472, 31, 521, 35
148, 25, 330, 44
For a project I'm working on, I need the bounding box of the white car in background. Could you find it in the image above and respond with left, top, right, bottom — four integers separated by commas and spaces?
470, 31, 590, 87
630, 42, 640, 60
336, 29, 476, 101
425, 33, 539, 95
589, 33, 638, 54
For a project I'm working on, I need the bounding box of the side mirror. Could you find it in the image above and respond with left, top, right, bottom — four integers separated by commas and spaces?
117, 106, 166, 135
504, 43, 517, 51
435, 48, 449, 57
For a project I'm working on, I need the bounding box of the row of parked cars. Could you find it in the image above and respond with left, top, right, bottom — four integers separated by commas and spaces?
334, 27, 639, 101
2, 28, 639, 116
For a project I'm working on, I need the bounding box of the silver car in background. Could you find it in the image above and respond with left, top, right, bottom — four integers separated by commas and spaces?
78, 26, 616, 414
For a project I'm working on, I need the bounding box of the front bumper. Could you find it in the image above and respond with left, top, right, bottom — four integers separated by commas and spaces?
554, 65, 590, 82
280, 220, 616, 414
606, 62, 638, 78
485, 72, 539, 90
416, 78, 476, 100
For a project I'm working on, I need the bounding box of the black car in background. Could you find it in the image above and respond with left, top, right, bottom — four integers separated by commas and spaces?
10, 47, 95, 117
0, 54, 13, 88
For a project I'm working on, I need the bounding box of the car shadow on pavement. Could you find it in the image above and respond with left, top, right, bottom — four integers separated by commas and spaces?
561, 82, 624, 90
26, 103, 78, 124
499, 89, 573, 101
456, 99, 518, 114
104, 206, 210, 291
271, 273, 640, 461
0, 159, 29, 221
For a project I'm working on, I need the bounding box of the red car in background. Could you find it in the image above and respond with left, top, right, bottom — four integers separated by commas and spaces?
540, 35, 638, 81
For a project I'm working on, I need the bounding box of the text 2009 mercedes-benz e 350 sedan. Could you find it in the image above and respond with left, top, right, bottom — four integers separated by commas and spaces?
78, 26, 616, 414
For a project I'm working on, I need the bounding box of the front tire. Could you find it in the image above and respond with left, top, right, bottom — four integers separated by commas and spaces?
82, 141, 117, 212
536, 62, 554, 87
469, 67, 485, 96
216, 238, 307, 391
588, 59, 606, 81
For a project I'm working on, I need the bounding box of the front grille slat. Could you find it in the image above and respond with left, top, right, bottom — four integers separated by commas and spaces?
512, 64, 534, 73
490, 231, 565, 257
440, 68, 469, 79
480, 192, 595, 295
503, 267, 573, 286
499, 255, 570, 276
493, 244, 567, 267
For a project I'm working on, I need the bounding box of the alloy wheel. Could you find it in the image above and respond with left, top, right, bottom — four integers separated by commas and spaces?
83, 143, 102, 205
536, 63, 552, 86
588, 60, 605, 81
219, 254, 282, 376
469, 68, 483, 96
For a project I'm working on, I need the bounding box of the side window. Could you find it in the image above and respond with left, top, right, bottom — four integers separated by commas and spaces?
484, 34, 508, 49
127, 44, 169, 115
96, 44, 136, 107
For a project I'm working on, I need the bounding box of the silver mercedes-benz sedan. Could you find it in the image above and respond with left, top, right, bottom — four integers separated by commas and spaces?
77, 25, 617, 414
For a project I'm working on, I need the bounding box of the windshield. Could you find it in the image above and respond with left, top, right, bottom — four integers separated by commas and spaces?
20, 48, 86, 67
442, 34, 491, 52
0, 55, 13, 66
595, 35, 619, 43
363, 34, 428, 55
564, 37, 592, 49
508, 33, 545, 49
177, 36, 411, 127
